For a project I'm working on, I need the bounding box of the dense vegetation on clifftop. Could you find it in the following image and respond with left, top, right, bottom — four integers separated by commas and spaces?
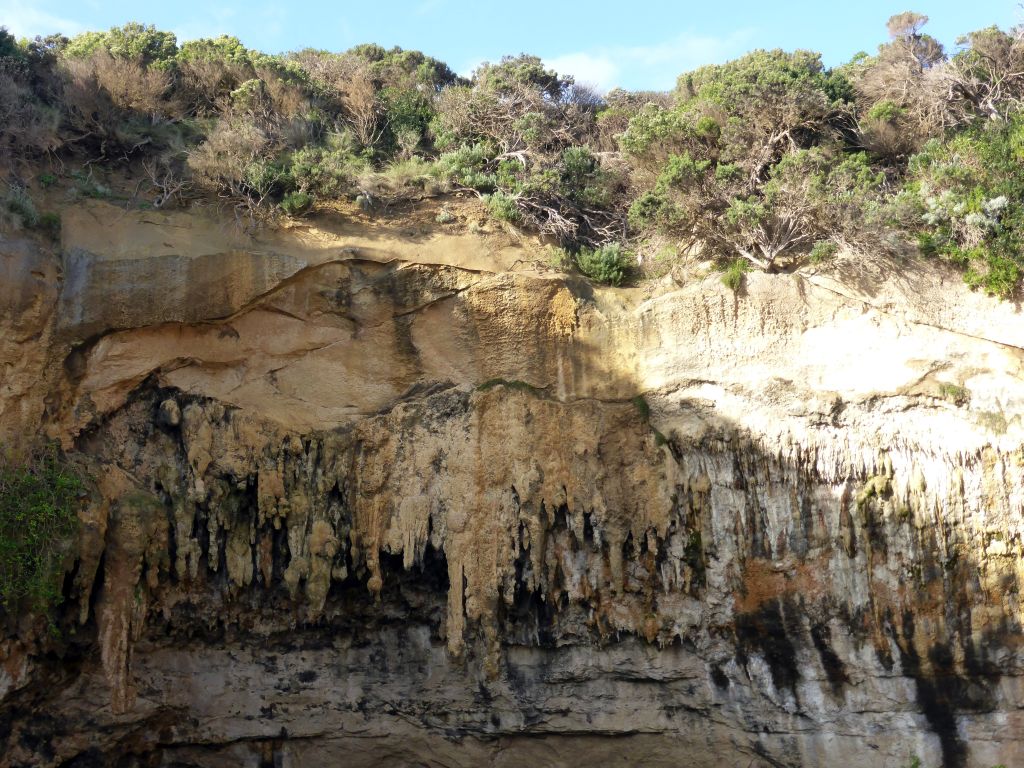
3, 12, 1024, 295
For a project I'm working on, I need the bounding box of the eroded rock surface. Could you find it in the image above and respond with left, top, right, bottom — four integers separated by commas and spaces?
1, 201, 1023, 767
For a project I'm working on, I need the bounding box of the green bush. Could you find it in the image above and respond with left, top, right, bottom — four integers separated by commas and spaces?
575, 242, 633, 285
485, 190, 521, 223
809, 240, 840, 263
65, 22, 178, 66
4, 184, 38, 227
37, 212, 61, 239
631, 394, 651, 420
280, 191, 313, 216
720, 258, 750, 292
904, 117, 1024, 297
286, 139, 366, 198
0, 27, 22, 59
938, 382, 970, 406
434, 143, 496, 191
0, 447, 82, 611
71, 170, 111, 199
177, 35, 250, 65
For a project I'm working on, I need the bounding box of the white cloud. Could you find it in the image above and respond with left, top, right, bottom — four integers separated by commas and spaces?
545, 51, 620, 92
545, 29, 756, 93
0, 3, 86, 38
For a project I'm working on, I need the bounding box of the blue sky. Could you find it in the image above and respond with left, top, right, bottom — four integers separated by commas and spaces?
1, 0, 1019, 91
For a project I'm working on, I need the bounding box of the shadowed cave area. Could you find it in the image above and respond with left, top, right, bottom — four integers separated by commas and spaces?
1, 379, 1019, 768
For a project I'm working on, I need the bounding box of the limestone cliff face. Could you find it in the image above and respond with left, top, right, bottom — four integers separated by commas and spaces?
1, 200, 1023, 768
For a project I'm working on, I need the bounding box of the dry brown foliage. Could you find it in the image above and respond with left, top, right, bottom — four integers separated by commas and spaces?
0, 71, 60, 158
176, 58, 251, 115
187, 118, 278, 212
64, 51, 171, 116
289, 51, 383, 148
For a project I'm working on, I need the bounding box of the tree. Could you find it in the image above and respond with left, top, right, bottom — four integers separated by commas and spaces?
848, 12, 947, 161
904, 116, 1024, 296
0, 26, 22, 59
175, 38, 254, 116
473, 54, 571, 101
940, 26, 1024, 124
670, 49, 843, 180
64, 23, 178, 66
622, 50, 871, 270
187, 118, 283, 215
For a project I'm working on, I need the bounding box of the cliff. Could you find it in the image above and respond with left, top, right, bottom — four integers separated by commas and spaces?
1, 199, 1023, 768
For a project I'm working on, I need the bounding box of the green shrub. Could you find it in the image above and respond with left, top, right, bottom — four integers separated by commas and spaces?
0, 27, 22, 59
977, 410, 1008, 435
938, 382, 970, 406
809, 240, 840, 263
37, 212, 61, 239
575, 242, 633, 285
544, 245, 573, 271
71, 171, 111, 199
357, 156, 437, 202
65, 22, 178, 66
631, 395, 651, 420
558, 145, 617, 208
867, 99, 905, 123
434, 143, 496, 191
4, 185, 38, 227
485, 190, 521, 223
286, 140, 366, 198
904, 117, 1024, 297
280, 191, 313, 216
177, 35, 250, 65
0, 447, 83, 611
230, 78, 268, 112
720, 258, 750, 292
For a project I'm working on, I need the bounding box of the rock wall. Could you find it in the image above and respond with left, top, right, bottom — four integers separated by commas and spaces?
1, 201, 1023, 767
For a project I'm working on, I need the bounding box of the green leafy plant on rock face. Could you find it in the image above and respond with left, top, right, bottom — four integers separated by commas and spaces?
575, 242, 633, 285
484, 190, 521, 223
903, 116, 1024, 297
37, 212, 61, 240
0, 447, 83, 612
279, 190, 313, 217
720, 257, 750, 292
938, 382, 970, 406
3, 184, 39, 228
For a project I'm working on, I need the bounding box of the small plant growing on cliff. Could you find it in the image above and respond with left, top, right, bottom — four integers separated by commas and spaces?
280, 191, 313, 217
720, 257, 749, 292
0, 447, 83, 612
484, 190, 521, 223
2, 184, 39, 230
575, 243, 633, 286
977, 409, 1008, 435
631, 394, 651, 420
938, 382, 970, 407
38, 212, 61, 240
809, 240, 839, 264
